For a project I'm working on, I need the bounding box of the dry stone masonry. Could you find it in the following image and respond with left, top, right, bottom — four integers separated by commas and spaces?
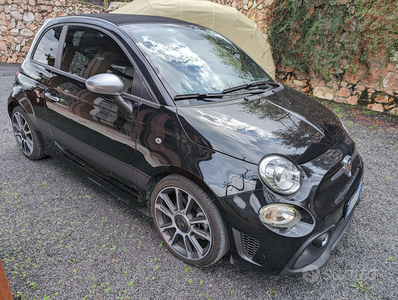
0, 0, 104, 64
1, 0, 397, 114
276, 61, 398, 115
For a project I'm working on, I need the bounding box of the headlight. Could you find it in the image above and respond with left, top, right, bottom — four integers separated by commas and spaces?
259, 204, 301, 228
258, 155, 301, 195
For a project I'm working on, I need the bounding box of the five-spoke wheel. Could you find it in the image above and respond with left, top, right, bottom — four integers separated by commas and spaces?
151, 174, 229, 266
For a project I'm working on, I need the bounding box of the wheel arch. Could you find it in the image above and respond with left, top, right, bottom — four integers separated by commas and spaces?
144, 166, 221, 214
7, 97, 20, 119
8, 88, 35, 119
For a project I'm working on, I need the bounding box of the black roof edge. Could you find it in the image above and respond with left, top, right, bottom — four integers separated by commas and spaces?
81, 13, 194, 26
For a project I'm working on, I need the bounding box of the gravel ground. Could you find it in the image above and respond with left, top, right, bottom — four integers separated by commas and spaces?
1, 63, 397, 300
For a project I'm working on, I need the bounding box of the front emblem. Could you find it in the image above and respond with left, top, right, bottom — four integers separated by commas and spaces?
341, 155, 352, 177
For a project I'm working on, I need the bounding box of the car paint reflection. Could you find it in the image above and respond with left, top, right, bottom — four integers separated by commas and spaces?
177, 101, 325, 165
46, 79, 136, 150
44, 73, 144, 199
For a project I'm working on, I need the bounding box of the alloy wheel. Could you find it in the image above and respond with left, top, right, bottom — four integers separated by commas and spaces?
12, 111, 34, 157
154, 186, 212, 260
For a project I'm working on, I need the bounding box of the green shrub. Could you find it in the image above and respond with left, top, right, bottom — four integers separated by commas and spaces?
265, 0, 398, 78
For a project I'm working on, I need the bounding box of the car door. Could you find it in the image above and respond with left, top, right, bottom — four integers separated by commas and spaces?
15, 25, 64, 133
44, 25, 149, 205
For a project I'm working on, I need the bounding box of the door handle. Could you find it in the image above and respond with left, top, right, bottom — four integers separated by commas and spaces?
45, 92, 60, 102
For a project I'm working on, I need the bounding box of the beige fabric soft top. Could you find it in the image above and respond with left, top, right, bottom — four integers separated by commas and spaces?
112, 0, 276, 79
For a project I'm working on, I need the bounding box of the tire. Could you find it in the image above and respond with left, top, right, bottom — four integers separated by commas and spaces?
11, 106, 45, 160
151, 174, 229, 267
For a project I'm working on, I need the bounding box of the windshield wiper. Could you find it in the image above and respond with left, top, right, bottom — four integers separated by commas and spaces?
173, 81, 282, 102
222, 81, 281, 94
174, 92, 224, 101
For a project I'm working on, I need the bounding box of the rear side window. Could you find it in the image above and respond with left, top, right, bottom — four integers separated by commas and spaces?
61, 26, 134, 93
32, 27, 62, 66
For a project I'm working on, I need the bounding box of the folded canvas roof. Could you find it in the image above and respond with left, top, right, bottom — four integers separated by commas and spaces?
112, 0, 276, 78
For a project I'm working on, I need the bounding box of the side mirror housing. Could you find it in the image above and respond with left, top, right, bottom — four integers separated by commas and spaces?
86, 73, 133, 115
86, 73, 124, 95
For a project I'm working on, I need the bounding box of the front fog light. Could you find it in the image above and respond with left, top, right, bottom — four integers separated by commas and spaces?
259, 204, 301, 228
312, 232, 330, 248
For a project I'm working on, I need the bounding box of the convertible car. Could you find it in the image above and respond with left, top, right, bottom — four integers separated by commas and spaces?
7, 14, 363, 275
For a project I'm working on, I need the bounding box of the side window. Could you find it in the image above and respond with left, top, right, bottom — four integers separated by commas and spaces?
61, 26, 134, 93
33, 26, 63, 66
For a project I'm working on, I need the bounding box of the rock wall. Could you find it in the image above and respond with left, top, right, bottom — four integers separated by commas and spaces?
276, 53, 398, 115
212, 0, 271, 32
0, 0, 104, 64
212, 0, 398, 115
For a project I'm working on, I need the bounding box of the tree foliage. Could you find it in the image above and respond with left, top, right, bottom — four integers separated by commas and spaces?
265, 0, 398, 78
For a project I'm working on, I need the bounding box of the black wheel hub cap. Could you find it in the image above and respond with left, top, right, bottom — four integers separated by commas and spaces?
175, 214, 190, 233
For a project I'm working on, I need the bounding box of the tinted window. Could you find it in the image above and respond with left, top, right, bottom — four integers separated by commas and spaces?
61, 26, 134, 93
124, 24, 272, 97
33, 27, 62, 66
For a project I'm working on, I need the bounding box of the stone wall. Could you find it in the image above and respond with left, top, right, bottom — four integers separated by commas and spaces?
212, 0, 271, 32
212, 0, 398, 115
0, 0, 104, 64
276, 52, 398, 115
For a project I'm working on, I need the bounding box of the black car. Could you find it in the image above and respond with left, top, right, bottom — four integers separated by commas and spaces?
7, 14, 363, 275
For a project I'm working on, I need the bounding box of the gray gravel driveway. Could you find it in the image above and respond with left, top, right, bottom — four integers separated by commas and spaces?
1, 63, 397, 300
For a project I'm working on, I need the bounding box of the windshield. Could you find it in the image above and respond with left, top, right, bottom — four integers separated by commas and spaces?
123, 24, 272, 99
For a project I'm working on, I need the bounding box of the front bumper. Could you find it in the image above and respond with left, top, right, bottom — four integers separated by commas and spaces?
226, 181, 362, 275
219, 135, 364, 275
280, 201, 357, 275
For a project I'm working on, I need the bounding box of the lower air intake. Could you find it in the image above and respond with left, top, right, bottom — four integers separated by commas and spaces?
241, 232, 260, 260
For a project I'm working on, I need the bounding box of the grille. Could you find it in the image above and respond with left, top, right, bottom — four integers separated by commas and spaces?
241, 232, 260, 260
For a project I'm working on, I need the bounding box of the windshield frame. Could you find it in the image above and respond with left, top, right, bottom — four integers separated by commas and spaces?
122, 22, 274, 104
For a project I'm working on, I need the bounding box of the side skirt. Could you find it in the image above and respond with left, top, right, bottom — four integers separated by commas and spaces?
53, 140, 149, 216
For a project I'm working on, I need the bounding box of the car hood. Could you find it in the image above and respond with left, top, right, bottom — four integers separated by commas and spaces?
176, 87, 344, 165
